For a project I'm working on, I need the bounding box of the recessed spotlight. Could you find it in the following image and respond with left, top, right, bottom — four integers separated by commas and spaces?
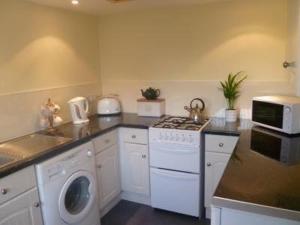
71, 0, 79, 5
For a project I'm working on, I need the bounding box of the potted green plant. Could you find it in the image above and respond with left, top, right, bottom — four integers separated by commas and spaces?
220, 71, 247, 122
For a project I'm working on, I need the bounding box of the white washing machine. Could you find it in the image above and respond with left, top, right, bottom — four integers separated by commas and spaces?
35, 141, 100, 225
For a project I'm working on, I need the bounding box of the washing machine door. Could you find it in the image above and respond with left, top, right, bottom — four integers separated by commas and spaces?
58, 170, 96, 224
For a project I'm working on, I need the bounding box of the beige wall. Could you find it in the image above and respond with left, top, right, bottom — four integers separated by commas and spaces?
0, 0, 102, 142
99, 0, 294, 117
0, 0, 296, 141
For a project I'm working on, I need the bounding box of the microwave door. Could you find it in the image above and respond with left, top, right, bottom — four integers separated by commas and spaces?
252, 101, 284, 129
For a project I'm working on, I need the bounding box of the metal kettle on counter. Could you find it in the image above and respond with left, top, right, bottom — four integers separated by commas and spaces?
184, 98, 205, 124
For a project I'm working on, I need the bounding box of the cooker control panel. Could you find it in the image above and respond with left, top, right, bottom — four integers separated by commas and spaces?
149, 128, 200, 146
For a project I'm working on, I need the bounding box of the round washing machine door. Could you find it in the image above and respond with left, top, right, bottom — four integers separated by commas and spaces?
58, 171, 96, 224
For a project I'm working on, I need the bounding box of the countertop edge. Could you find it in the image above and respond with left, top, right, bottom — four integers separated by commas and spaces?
203, 130, 240, 136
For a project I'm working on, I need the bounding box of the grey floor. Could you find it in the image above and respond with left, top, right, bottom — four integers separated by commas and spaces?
101, 200, 210, 225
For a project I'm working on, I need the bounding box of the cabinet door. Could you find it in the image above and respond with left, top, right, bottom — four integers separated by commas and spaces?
96, 144, 121, 210
287, 0, 300, 96
0, 188, 43, 225
122, 143, 149, 195
221, 208, 300, 225
205, 152, 231, 208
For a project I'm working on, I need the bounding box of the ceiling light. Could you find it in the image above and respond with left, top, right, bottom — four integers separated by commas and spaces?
71, 0, 79, 5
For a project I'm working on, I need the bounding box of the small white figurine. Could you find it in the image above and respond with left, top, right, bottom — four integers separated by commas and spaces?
40, 98, 63, 130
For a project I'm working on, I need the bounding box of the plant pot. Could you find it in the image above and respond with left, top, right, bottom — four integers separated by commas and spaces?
225, 109, 238, 122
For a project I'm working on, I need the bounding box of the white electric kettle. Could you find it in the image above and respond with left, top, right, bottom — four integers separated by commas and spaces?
68, 97, 89, 124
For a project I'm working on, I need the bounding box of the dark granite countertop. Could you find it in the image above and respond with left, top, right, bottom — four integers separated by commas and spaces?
205, 118, 300, 221
203, 117, 250, 136
0, 113, 161, 178
3, 114, 300, 221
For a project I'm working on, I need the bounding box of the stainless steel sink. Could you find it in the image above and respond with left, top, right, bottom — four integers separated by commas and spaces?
0, 134, 72, 168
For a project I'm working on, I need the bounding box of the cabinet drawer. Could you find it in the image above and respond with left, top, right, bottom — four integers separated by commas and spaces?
93, 129, 118, 154
0, 166, 36, 205
205, 134, 239, 154
121, 128, 148, 145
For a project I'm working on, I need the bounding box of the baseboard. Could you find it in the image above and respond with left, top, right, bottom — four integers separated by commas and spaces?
121, 191, 151, 206
100, 195, 122, 218
205, 207, 211, 219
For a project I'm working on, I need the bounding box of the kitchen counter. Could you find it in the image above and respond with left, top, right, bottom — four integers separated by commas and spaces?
0, 113, 161, 178
204, 118, 300, 221
203, 117, 251, 136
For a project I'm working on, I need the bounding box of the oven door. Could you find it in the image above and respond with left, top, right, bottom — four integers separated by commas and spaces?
150, 168, 199, 217
149, 142, 199, 173
252, 100, 284, 130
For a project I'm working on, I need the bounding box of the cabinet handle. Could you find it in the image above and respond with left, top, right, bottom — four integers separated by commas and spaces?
207, 162, 212, 167
1, 188, 8, 195
97, 165, 102, 169
142, 154, 147, 159
33, 202, 40, 208
219, 143, 224, 147
132, 135, 136, 139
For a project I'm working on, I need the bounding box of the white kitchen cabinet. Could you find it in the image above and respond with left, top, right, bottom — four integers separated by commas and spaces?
0, 188, 43, 225
204, 152, 230, 208
121, 142, 149, 195
204, 134, 239, 218
0, 166, 42, 225
119, 128, 150, 204
95, 144, 121, 211
211, 206, 299, 225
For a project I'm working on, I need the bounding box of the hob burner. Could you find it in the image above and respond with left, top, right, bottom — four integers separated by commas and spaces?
152, 116, 207, 131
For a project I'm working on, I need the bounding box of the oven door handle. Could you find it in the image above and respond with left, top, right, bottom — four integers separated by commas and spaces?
152, 147, 196, 154
151, 169, 197, 180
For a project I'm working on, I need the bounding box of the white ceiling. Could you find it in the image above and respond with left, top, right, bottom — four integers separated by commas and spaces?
24, 0, 229, 15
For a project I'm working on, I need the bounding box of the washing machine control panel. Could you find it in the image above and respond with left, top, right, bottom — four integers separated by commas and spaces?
48, 163, 65, 180
46, 148, 93, 180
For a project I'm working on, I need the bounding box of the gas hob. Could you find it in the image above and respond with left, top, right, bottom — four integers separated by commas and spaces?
152, 116, 208, 131
150, 116, 209, 146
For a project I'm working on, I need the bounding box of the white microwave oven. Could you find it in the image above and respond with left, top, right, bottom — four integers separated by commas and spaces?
252, 96, 300, 134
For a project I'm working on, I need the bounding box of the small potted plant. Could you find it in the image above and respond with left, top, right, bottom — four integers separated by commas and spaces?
220, 71, 247, 122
